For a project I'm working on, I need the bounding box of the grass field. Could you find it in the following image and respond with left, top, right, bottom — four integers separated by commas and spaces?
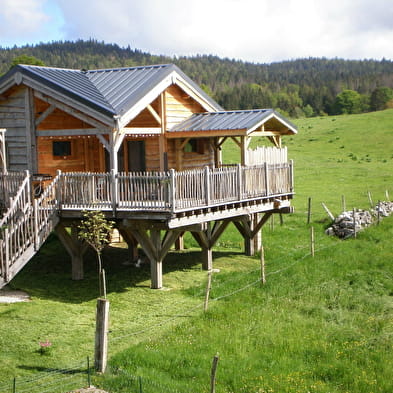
0, 109, 392, 393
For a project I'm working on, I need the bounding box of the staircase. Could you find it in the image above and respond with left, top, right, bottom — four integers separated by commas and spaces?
0, 171, 60, 288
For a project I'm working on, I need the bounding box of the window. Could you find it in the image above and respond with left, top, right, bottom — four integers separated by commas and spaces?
53, 141, 71, 157
184, 139, 204, 154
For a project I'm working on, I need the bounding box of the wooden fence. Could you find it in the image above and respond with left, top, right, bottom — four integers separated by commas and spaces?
57, 162, 294, 213
247, 146, 288, 165
0, 171, 60, 286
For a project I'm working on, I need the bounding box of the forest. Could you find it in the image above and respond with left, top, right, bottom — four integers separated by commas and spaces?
1, 39, 393, 117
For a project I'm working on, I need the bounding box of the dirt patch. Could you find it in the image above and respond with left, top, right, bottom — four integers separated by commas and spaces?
0, 286, 30, 303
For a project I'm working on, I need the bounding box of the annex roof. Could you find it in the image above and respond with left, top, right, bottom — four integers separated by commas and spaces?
0, 63, 222, 127
168, 109, 298, 136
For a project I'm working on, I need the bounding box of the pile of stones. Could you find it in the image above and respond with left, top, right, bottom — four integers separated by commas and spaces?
325, 201, 393, 239
372, 201, 393, 217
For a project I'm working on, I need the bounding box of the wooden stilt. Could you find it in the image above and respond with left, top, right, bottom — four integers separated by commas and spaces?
128, 226, 180, 289
175, 232, 185, 250
191, 220, 230, 271
55, 222, 89, 280
233, 212, 272, 257
118, 226, 139, 262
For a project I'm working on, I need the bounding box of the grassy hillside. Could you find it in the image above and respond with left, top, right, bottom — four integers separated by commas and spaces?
0, 110, 392, 392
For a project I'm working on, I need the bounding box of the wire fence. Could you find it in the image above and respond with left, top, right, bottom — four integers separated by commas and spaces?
2, 191, 389, 393
0, 359, 91, 393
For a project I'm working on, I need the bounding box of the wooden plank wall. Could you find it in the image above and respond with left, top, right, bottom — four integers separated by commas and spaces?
0, 86, 29, 171
37, 136, 103, 176
165, 85, 205, 129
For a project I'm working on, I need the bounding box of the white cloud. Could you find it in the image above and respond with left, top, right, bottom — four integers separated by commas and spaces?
1, 0, 392, 61
0, 0, 50, 45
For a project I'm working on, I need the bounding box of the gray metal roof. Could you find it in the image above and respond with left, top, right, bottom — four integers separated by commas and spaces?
169, 109, 297, 134
0, 63, 221, 120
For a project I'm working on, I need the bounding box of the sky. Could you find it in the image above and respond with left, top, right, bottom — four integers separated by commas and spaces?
0, 0, 392, 64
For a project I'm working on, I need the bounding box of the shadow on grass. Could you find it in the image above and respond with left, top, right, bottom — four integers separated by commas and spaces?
9, 234, 245, 304
17, 364, 86, 374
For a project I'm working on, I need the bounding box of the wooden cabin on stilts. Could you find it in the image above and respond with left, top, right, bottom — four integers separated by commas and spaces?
0, 64, 297, 289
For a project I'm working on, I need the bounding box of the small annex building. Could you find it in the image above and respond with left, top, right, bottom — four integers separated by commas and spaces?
0, 63, 297, 289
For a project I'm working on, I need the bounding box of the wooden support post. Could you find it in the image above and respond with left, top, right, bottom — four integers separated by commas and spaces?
118, 226, 139, 262
55, 222, 89, 280
244, 217, 255, 256
128, 227, 180, 289
150, 229, 163, 289
94, 298, 109, 373
175, 232, 184, 250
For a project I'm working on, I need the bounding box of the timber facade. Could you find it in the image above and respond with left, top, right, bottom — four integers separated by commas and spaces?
0, 64, 297, 289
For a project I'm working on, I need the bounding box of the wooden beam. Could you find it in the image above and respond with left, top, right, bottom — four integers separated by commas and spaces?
25, 87, 37, 173
35, 104, 56, 126
34, 91, 110, 133
123, 127, 161, 135
55, 222, 89, 280
97, 134, 110, 151
36, 128, 109, 137
230, 136, 241, 148
147, 104, 162, 125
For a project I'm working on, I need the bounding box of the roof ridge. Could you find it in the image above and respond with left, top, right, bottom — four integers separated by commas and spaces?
85, 64, 175, 74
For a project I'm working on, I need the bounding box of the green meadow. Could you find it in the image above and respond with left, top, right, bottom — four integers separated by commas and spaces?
0, 109, 392, 392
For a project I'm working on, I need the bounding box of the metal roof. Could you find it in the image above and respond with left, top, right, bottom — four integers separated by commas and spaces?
169, 109, 298, 134
0, 64, 221, 120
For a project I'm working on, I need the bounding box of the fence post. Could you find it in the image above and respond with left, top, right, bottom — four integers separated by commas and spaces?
307, 197, 312, 224
260, 244, 266, 285
237, 164, 242, 201
4, 227, 9, 282
95, 298, 110, 373
367, 191, 373, 208
111, 169, 118, 216
353, 208, 357, 238
13, 377, 16, 393
204, 270, 213, 312
264, 162, 269, 196
87, 356, 91, 387
169, 169, 176, 213
204, 166, 211, 206
210, 354, 219, 393
289, 159, 294, 193
55, 170, 62, 209
33, 198, 39, 250
310, 226, 315, 257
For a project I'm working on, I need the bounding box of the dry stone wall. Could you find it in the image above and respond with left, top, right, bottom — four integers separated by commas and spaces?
325, 201, 393, 239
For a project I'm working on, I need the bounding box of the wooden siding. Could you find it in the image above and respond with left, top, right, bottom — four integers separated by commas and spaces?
0, 86, 29, 171
37, 136, 103, 176
125, 98, 161, 128
165, 85, 205, 130
35, 97, 92, 130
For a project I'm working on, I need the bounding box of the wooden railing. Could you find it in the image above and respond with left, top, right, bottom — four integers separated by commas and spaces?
0, 171, 28, 212
57, 161, 294, 213
0, 171, 60, 286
